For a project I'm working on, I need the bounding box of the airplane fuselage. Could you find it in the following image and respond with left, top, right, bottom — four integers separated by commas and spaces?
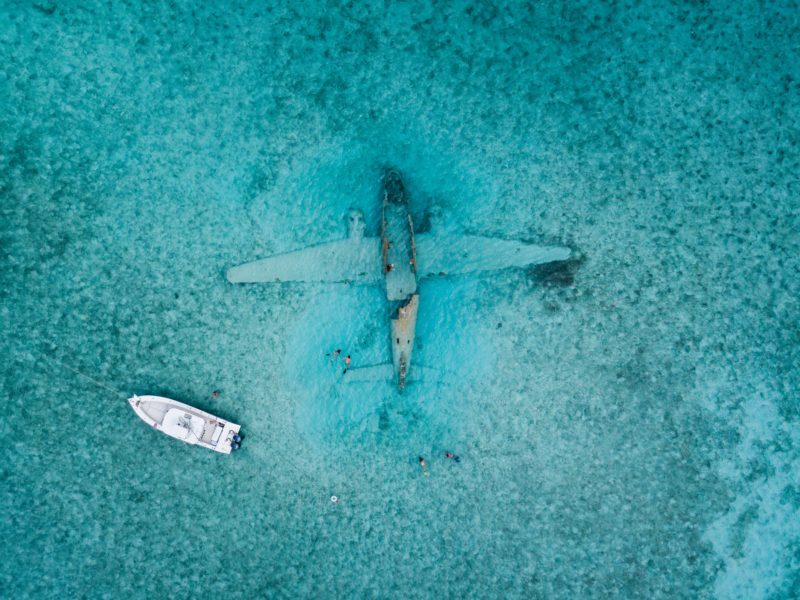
380, 170, 419, 389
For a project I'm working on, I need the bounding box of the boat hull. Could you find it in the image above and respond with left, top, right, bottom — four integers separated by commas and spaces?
128, 395, 241, 454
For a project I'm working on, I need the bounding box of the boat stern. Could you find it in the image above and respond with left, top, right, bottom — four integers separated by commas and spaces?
214, 422, 243, 454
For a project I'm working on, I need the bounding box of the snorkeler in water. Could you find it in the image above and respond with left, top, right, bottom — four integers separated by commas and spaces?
445, 451, 461, 463
418, 456, 429, 476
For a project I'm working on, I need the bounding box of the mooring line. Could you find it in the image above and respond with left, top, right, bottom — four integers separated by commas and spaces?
38, 350, 127, 399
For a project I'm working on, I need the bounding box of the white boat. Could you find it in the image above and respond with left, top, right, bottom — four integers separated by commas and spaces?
128, 395, 242, 454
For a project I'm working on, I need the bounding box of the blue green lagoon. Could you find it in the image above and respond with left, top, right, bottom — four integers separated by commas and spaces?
2, 1, 799, 598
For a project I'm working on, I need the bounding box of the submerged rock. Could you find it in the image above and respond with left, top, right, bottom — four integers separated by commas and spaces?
32, 3, 56, 15
529, 253, 585, 288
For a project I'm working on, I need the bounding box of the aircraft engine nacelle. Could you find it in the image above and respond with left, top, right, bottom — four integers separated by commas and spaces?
348, 209, 366, 240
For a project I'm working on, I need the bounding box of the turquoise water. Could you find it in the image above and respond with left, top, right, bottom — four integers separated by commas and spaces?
2, 1, 799, 598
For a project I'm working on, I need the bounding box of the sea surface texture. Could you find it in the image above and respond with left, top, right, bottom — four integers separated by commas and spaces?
2, 1, 798, 598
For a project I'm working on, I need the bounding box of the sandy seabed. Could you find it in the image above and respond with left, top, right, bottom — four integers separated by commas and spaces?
1, 1, 798, 598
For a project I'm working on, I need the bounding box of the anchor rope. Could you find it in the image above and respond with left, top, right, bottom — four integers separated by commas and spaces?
38, 350, 127, 399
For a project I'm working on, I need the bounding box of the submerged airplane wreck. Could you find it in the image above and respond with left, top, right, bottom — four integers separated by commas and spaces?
227, 168, 570, 389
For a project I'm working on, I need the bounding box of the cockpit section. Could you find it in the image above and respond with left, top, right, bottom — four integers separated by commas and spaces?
382, 168, 407, 205
381, 170, 418, 301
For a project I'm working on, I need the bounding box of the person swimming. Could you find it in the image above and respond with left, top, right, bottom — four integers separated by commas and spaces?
445, 451, 460, 463
418, 456, 429, 476
326, 349, 342, 361
343, 355, 351, 374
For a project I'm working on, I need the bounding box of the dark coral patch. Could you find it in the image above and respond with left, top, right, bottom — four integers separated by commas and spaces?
529, 253, 584, 288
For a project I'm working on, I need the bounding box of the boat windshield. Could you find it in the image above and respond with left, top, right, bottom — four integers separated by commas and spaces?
162, 409, 194, 440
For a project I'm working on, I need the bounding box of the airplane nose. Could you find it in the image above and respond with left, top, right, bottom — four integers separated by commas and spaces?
382, 168, 406, 203
383, 169, 401, 184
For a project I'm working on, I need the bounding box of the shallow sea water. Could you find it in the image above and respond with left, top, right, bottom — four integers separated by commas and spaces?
2, 1, 799, 598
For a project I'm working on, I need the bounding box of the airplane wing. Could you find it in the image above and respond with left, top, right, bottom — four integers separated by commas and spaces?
227, 238, 382, 284
415, 233, 571, 278
342, 364, 394, 383
342, 364, 439, 384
